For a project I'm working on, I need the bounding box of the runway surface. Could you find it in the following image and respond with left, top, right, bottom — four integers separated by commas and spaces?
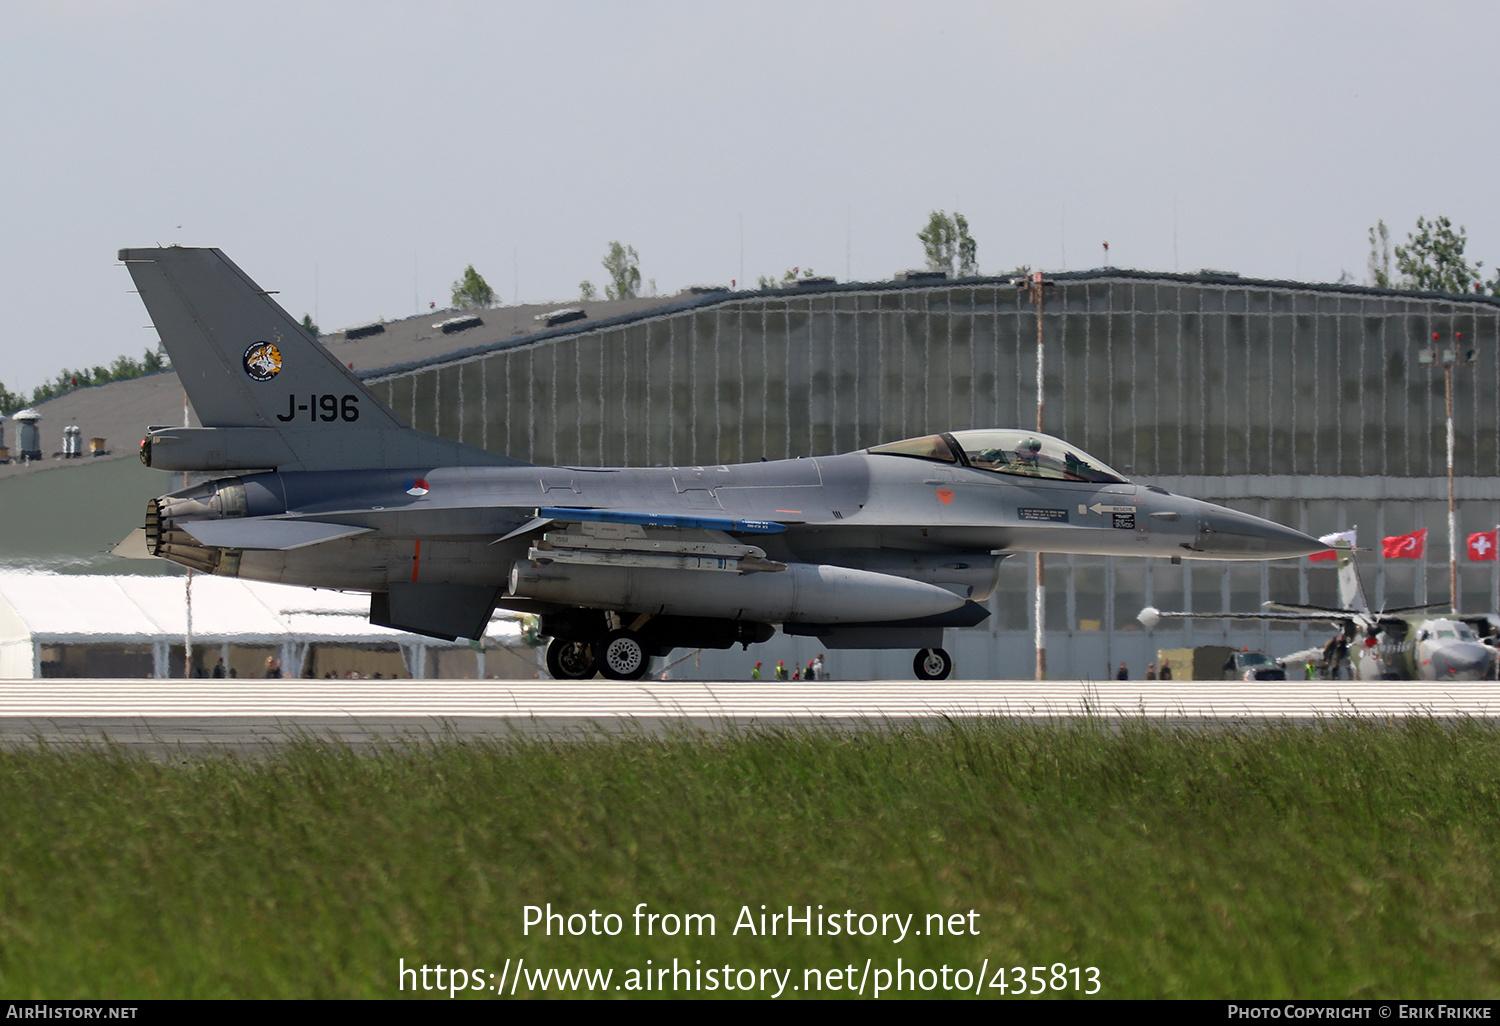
3, 678, 1499, 754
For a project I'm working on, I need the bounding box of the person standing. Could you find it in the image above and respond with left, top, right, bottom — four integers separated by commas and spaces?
751, 661, 762, 680
1160, 658, 1172, 681
812, 653, 826, 681
1145, 662, 1157, 680
1115, 662, 1128, 680
775, 660, 787, 681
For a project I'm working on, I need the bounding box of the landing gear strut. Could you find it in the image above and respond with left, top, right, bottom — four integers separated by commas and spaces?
914, 647, 952, 681
598, 629, 652, 681
545, 638, 596, 680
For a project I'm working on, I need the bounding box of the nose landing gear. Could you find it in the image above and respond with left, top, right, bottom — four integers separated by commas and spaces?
914, 648, 952, 680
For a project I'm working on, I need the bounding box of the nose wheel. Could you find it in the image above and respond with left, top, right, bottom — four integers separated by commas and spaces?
545, 638, 597, 680
914, 648, 953, 680
598, 629, 652, 681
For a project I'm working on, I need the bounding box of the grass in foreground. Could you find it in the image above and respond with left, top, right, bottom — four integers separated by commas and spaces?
1, 719, 1498, 998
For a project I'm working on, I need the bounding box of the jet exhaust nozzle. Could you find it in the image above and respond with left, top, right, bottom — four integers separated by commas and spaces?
144, 477, 249, 576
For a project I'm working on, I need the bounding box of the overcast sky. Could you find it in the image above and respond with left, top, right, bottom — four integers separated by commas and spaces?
2, 0, 1496, 393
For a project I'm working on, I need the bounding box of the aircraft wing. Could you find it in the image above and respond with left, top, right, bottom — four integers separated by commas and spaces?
1261, 601, 1364, 615
1138, 606, 1362, 629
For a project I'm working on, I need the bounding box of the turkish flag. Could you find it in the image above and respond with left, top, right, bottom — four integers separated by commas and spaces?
1468, 530, 1498, 562
1381, 529, 1427, 559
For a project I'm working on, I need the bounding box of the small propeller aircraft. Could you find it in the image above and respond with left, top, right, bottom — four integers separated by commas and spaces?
1139, 537, 1499, 680
121, 247, 1323, 679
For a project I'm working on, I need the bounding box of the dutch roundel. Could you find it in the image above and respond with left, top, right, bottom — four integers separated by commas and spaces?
403, 477, 430, 496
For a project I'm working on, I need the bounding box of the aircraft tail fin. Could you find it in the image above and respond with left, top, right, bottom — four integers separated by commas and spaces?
120, 247, 521, 472
1332, 536, 1369, 613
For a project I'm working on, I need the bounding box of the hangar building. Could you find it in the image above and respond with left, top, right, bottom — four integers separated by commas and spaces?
351, 270, 1500, 680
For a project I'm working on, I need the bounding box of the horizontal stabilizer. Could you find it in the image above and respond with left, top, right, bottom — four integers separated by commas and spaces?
111, 528, 154, 560
181, 518, 372, 551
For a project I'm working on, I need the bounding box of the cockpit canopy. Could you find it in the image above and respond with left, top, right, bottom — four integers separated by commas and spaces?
867, 429, 1128, 484
1418, 620, 1479, 642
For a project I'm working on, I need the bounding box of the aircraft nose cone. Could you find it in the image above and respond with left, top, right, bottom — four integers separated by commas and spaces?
1432, 642, 1494, 680
1193, 502, 1324, 560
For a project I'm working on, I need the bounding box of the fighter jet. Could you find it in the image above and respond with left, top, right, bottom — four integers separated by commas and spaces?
1138, 538, 1499, 681
121, 247, 1323, 680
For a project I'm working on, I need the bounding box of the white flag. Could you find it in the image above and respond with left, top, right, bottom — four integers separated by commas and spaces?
1310, 529, 1356, 562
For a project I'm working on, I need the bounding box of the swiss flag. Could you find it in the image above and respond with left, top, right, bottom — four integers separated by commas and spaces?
1382, 529, 1427, 559
1468, 530, 1498, 562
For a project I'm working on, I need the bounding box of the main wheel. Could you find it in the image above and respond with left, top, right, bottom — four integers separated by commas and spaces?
545, 638, 596, 680
598, 629, 650, 680
914, 647, 952, 681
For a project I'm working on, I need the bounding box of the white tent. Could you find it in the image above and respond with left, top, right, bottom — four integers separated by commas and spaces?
0, 572, 533, 679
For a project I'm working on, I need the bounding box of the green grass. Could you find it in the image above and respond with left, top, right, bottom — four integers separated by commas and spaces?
2, 720, 1499, 998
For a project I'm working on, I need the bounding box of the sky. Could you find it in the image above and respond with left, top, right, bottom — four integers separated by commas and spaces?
2, 0, 1497, 394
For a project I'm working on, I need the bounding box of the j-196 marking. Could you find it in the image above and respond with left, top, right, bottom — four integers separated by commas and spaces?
278, 394, 360, 423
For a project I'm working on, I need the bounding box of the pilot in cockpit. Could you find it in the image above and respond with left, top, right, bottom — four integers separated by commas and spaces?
1006, 436, 1043, 474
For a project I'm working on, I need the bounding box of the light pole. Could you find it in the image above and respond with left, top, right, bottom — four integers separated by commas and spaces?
1016, 270, 1054, 679
1418, 331, 1477, 613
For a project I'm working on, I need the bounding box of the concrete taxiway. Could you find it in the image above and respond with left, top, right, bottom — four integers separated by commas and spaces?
2, 679, 1498, 755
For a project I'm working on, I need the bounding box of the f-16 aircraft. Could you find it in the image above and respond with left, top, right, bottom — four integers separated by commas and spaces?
121, 247, 1322, 680
1138, 538, 1499, 681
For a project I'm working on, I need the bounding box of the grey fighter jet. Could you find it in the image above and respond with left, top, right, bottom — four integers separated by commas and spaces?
1138, 539, 1499, 681
121, 247, 1322, 680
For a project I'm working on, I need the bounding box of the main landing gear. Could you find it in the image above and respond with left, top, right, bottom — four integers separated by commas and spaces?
914, 648, 953, 681
597, 629, 652, 681
543, 631, 654, 681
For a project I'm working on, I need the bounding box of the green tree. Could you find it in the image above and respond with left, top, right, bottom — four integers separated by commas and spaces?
5, 347, 170, 410
602, 242, 641, 300
756, 267, 817, 289
579, 280, 597, 302
301, 313, 320, 338
918, 210, 978, 277
1393, 215, 1483, 294
451, 265, 496, 309
0, 381, 24, 415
